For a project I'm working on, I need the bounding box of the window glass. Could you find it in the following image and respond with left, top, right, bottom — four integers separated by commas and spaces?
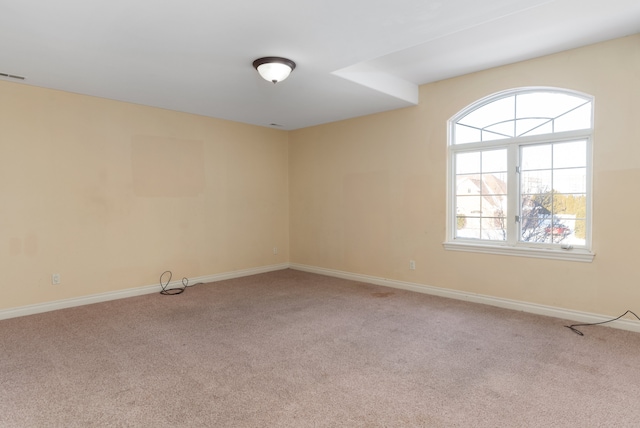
482, 150, 507, 173
553, 141, 586, 168
448, 88, 592, 255
455, 152, 481, 174
454, 149, 507, 242
516, 118, 551, 137
554, 103, 591, 132
521, 144, 552, 170
519, 140, 587, 245
521, 170, 552, 194
453, 90, 592, 145
515, 92, 585, 120
455, 124, 481, 145
458, 96, 514, 130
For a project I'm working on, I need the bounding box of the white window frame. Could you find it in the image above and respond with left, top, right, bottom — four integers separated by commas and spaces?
444, 87, 595, 262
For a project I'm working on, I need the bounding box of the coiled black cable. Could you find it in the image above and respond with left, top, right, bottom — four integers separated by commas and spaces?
159, 270, 197, 295
565, 310, 640, 336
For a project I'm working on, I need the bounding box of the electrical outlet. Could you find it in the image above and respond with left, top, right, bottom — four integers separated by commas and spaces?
409, 260, 416, 270
52, 273, 61, 285
273, 247, 278, 255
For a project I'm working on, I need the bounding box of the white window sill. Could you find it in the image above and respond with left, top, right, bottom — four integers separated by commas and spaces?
443, 241, 595, 262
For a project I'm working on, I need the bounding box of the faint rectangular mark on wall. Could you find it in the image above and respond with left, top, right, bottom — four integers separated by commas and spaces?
8, 234, 38, 257
343, 171, 391, 274
131, 136, 205, 197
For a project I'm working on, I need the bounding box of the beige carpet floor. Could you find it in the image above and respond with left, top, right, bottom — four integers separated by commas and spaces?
1, 269, 640, 427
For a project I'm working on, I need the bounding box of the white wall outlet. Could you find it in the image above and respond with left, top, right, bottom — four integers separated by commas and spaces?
409, 260, 416, 270
52, 273, 61, 285
273, 247, 278, 255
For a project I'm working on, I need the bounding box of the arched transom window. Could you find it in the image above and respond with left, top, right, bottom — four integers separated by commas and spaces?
446, 88, 594, 262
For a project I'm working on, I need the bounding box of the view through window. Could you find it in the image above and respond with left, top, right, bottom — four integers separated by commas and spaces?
448, 88, 592, 257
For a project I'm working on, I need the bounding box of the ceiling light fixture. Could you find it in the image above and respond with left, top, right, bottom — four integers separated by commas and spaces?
253, 57, 296, 84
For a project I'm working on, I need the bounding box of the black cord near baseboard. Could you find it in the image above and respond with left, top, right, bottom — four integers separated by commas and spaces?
160, 271, 183, 295
159, 270, 202, 295
565, 310, 640, 336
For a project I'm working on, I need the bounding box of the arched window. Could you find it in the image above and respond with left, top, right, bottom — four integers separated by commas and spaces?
445, 88, 594, 262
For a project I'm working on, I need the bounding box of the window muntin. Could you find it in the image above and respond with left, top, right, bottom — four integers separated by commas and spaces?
455, 149, 508, 241
453, 91, 592, 145
448, 88, 593, 258
519, 140, 588, 246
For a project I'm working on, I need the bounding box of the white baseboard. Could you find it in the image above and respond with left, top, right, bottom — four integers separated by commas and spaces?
4, 262, 638, 335
0, 263, 289, 321
289, 263, 640, 334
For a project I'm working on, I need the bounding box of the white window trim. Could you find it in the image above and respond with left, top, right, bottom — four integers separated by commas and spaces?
443, 241, 594, 262
444, 87, 595, 263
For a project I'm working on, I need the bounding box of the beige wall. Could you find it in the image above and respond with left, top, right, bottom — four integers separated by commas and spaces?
289, 34, 640, 316
0, 82, 289, 310
3, 34, 639, 317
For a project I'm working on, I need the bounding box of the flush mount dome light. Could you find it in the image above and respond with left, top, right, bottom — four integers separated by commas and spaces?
253, 57, 296, 84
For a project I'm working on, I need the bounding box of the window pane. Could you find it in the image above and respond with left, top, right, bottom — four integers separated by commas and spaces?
554, 194, 587, 217
482, 129, 510, 142
519, 120, 553, 137
520, 215, 552, 243
554, 102, 592, 132
482, 192, 507, 217
454, 123, 481, 145
456, 196, 481, 215
520, 190, 587, 245
516, 92, 587, 121
456, 174, 481, 195
553, 214, 578, 241
456, 155, 508, 242
481, 217, 507, 241
516, 118, 552, 137
482, 172, 507, 195
458, 96, 514, 129
456, 152, 480, 174
456, 216, 480, 239
483, 194, 509, 217
554, 141, 586, 168
554, 168, 587, 193
521, 144, 552, 171
521, 194, 551, 217
484, 121, 515, 138
521, 170, 552, 194
571, 219, 587, 244
546, 219, 571, 244
521, 213, 571, 244
482, 149, 507, 173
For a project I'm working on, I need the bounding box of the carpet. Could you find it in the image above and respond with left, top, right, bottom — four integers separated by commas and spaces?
1, 269, 639, 427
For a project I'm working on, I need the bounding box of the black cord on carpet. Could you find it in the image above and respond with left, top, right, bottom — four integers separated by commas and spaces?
159, 270, 202, 295
565, 310, 640, 336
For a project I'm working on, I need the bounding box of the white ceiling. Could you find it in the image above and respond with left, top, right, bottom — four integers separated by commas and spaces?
1, 0, 639, 130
